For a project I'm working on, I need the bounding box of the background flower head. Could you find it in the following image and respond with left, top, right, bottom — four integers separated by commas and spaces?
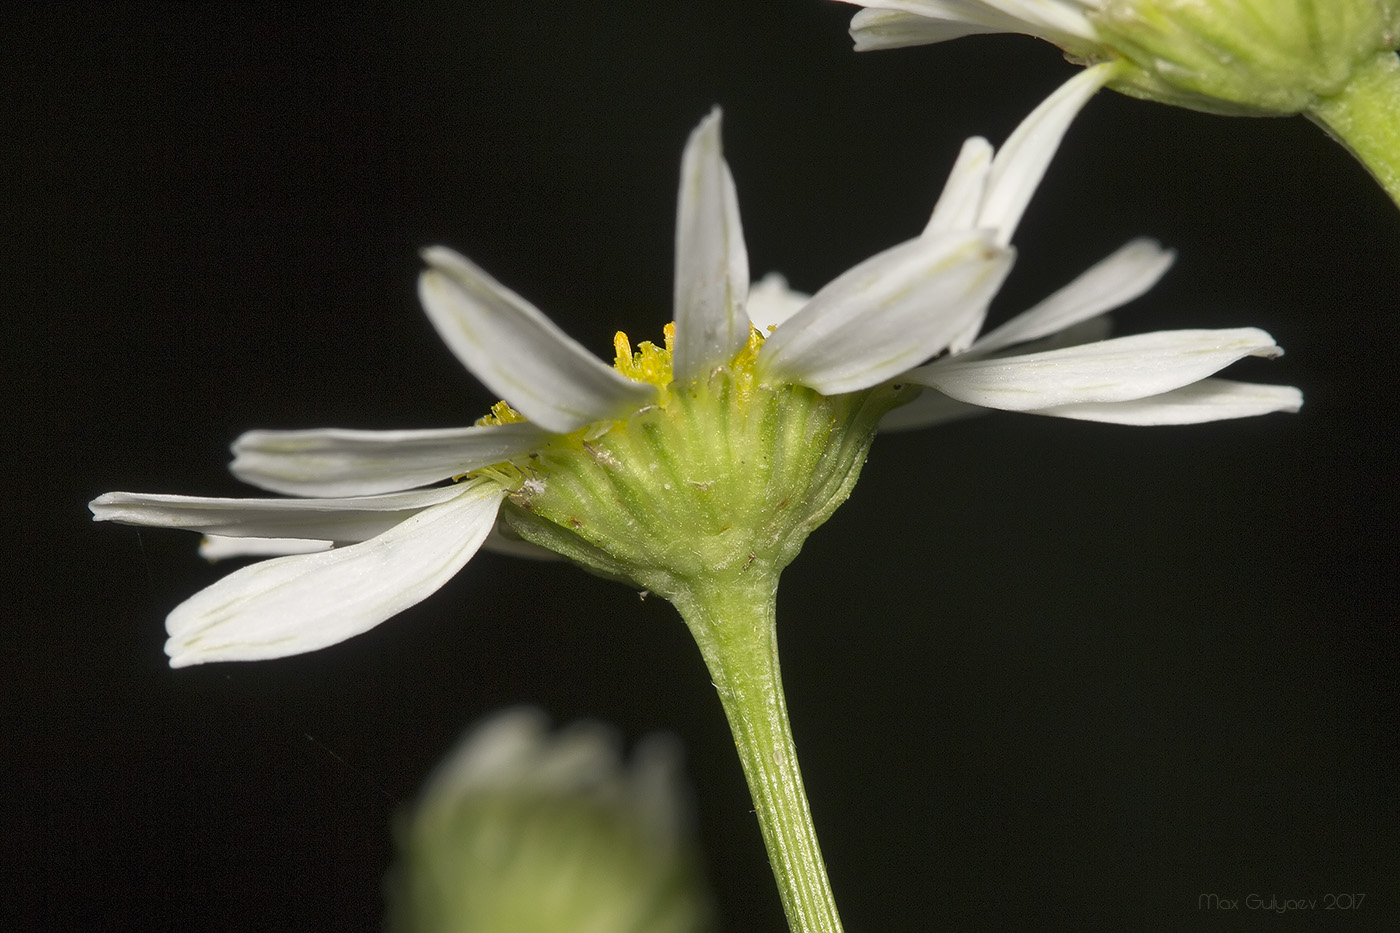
385, 708, 713, 933
839, 0, 1400, 116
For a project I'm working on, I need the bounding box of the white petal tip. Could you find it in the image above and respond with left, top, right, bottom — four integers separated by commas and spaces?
673, 104, 750, 381
420, 244, 467, 269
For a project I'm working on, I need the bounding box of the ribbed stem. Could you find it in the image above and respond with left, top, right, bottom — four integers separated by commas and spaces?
1308, 50, 1400, 209
672, 573, 843, 933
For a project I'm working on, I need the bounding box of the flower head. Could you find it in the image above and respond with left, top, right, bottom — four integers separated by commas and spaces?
840, 0, 1400, 117
90, 70, 1298, 667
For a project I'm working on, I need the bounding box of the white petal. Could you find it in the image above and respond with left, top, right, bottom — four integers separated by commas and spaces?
194, 513, 563, 564
164, 481, 506, 667
419, 247, 656, 434
977, 64, 1113, 246
847, 2, 1098, 51
230, 422, 545, 497
881, 316, 1112, 431
673, 108, 751, 382
975, 0, 1099, 43
1027, 378, 1304, 424
924, 137, 993, 237
945, 296, 997, 356
908, 328, 1284, 410
879, 387, 987, 431
923, 138, 998, 354
969, 238, 1174, 356
746, 272, 810, 333
996, 313, 1112, 354
757, 231, 1013, 395
849, 8, 1003, 52
200, 536, 333, 561
90, 486, 466, 542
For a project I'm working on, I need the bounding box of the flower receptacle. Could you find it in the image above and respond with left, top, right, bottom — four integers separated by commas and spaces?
496, 345, 916, 604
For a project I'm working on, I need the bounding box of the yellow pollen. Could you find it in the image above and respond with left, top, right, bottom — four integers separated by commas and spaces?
612, 321, 677, 390
471, 320, 768, 457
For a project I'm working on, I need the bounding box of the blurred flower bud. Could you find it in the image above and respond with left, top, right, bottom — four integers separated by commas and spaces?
385, 708, 714, 933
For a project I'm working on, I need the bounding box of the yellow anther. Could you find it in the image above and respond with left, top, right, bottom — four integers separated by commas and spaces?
612, 325, 674, 389
613, 332, 636, 377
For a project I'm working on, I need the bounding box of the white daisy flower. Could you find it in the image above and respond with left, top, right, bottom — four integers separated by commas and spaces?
90, 67, 1297, 669
837, 0, 1400, 126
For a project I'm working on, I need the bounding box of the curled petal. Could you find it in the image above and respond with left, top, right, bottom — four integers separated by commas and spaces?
165, 481, 506, 668
419, 247, 656, 434
757, 231, 1013, 395
89, 486, 465, 543
230, 422, 546, 497
673, 107, 750, 381
969, 238, 1174, 356
1027, 378, 1304, 424
908, 328, 1285, 410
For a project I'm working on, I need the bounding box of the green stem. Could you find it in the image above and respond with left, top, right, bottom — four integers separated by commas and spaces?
671, 572, 843, 933
1307, 50, 1400, 209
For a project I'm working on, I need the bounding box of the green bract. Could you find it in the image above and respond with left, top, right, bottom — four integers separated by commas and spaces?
490, 327, 914, 603
1091, 0, 1400, 115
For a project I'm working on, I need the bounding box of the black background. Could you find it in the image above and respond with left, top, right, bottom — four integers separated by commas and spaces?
9, 2, 1398, 930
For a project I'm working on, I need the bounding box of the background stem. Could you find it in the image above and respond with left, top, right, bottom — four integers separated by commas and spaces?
1308, 50, 1400, 209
